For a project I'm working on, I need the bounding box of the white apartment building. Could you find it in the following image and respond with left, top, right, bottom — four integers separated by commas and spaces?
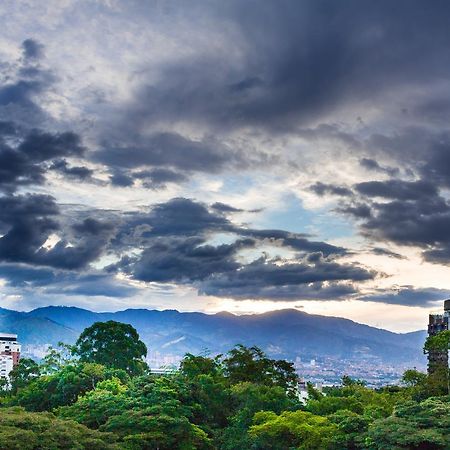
0, 333, 21, 380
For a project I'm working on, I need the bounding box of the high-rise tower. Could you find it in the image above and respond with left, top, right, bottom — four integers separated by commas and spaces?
427, 300, 450, 373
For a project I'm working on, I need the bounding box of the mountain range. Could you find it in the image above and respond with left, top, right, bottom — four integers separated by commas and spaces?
0, 306, 426, 370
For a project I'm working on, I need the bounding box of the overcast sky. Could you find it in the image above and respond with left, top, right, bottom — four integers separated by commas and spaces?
1, 0, 450, 331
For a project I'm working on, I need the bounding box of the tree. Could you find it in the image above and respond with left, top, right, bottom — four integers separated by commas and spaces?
104, 409, 212, 450
11, 362, 121, 411
75, 321, 148, 376
58, 378, 130, 429
222, 345, 298, 390
306, 396, 364, 416
180, 354, 223, 379
402, 369, 427, 387
9, 358, 41, 395
0, 407, 119, 449
248, 410, 342, 450
41, 342, 78, 374
220, 382, 301, 450
366, 398, 450, 449
342, 375, 366, 387
423, 330, 450, 355
423, 330, 450, 395
329, 410, 369, 450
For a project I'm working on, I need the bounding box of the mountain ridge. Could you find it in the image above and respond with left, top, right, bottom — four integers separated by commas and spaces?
0, 305, 425, 373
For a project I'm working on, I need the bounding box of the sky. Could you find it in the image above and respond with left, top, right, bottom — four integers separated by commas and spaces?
1, 1, 450, 332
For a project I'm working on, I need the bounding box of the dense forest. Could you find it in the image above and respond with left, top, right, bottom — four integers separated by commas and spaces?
1, 320, 449, 450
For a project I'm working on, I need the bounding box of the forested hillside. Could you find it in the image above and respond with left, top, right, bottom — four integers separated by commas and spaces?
0, 321, 448, 450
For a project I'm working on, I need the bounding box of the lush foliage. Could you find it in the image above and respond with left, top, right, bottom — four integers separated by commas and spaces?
0, 407, 119, 449
75, 321, 148, 376
1, 323, 449, 449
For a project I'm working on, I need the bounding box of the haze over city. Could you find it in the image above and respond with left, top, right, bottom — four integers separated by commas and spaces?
2, 0, 450, 332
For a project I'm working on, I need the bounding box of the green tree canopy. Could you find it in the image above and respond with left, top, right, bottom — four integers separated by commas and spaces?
249, 410, 342, 450
366, 397, 450, 450
8, 358, 40, 395
222, 345, 299, 390
75, 321, 148, 376
10, 362, 124, 412
0, 407, 118, 450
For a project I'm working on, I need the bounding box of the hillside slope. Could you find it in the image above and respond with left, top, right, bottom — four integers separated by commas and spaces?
14, 306, 426, 366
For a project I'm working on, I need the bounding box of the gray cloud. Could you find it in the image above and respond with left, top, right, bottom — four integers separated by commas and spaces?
114, 1, 450, 135
359, 158, 400, 177
361, 286, 450, 307
354, 179, 437, 201
0, 263, 136, 298
199, 256, 371, 300
22, 39, 44, 61
108, 198, 371, 301
0, 127, 85, 192
49, 159, 95, 182
0, 195, 116, 270
369, 247, 406, 260
95, 131, 251, 176
310, 182, 353, 197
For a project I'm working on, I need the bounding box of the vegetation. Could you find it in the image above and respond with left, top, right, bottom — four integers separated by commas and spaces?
0, 322, 449, 449
75, 320, 148, 376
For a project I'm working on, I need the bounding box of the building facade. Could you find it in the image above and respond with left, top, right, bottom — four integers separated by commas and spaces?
0, 333, 21, 381
427, 300, 450, 373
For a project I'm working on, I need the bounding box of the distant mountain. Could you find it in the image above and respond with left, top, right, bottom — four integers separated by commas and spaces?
0, 308, 78, 345
0, 306, 426, 370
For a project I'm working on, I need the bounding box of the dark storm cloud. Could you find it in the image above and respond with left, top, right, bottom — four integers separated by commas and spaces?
354, 180, 437, 201
95, 132, 246, 174
333, 174, 450, 264
0, 194, 59, 264
359, 158, 399, 177
118, 198, 346, 257
124, 198, 232, 240
199, 256, 372, 300
211, 202, 244, 214
242, 228, 346, 257
0, 187, 373, 302
370, 247, 406, 260
0, 128, 86, 192
22, 39, 44, 60
134, 168, 188, 189
420, 138, 450, 189
108, 197, 372, 301
33, 217, 116, 270
310, 182, 352, 197
88, 0, 450, 183
0, 40, 54, 128
0, 78, 49, 109
361, 286, 450, 307
110, 170, 134, 187
336, 203, 372, 219
0, 41, 97, 191
0, 263, 136, 298
0, 194, 116, 270
119, 0, 450, 133
114, 237, 255, 283
358, 198, 450, 248
0, 121, 18, 136
50, 159, 95, 181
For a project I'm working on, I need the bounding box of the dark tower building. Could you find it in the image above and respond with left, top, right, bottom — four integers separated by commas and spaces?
427, 300, 450, 373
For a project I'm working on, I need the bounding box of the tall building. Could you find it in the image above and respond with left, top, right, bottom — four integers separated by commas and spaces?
427, 300, 450, 373
0, 333, 21, 381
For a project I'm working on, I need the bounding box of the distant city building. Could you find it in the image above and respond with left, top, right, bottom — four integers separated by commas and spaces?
0, 333, 21, 381
297, 380, 323, 403
427, 300, 450, 373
